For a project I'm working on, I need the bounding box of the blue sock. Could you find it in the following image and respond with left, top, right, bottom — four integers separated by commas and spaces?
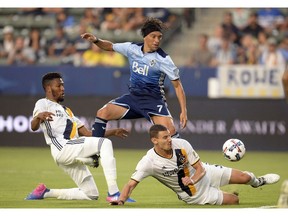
171, 132, 180, 138
92, 117, 107, 137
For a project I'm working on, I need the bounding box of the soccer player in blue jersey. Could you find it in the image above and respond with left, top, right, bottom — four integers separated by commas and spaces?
81, 17, 187, 139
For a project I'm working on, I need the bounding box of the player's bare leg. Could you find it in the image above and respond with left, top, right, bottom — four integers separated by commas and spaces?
229, 169, 251, 184
151, 115, 178, 137
230, 170, 280, 188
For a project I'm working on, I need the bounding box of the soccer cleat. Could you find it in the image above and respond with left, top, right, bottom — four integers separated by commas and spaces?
252, 174, 280, 188
106, 191, 136, 203
76, 154, 100, 168
76, 157, 94, 166
277, 180, 288, 208
25, 183, 50, 200
91, 154, 100, 168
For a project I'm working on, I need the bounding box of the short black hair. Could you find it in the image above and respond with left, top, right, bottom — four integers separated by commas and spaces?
42, 72, 62, 90
149, 124, 168, 139
141, 17, 166, 38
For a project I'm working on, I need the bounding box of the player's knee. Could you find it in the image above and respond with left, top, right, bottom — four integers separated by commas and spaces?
239, 171, 252, 184
102, 138, 112, 147
163, 124, 176, 136
99, 138, 113, 158
96, 108, 108, 119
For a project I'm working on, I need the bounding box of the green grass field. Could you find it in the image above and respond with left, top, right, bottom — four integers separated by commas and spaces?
0, 146, 287, 211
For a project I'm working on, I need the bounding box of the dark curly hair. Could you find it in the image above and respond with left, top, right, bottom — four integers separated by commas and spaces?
141, 17, 167, 38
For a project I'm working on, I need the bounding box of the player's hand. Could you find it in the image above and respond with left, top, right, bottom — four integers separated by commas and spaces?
181, 176, 192, 186
80, 33, 97, 43
37, 112, 55, 122
110, 200, 124, 205
114, 128, 129, 138
179, 112, 187, 129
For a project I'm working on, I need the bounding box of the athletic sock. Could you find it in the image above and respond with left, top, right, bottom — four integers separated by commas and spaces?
45, 188, 92, 200
171, 131, 180, 138
99, 139, 119, 195
92, 117, 107, 137
244, 171, 259, 187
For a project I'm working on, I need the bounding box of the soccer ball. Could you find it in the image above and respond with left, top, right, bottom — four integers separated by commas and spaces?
222, 138, 246, 161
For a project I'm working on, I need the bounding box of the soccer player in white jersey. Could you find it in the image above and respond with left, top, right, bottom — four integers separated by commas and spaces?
278, 66, 288, 207
25, 72, 135, 202
110, 124, 280, 205
81, 17, 187, 141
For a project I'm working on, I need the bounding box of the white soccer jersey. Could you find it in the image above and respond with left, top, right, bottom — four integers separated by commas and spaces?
32, 98, 83, 150
131, 138, 228, 205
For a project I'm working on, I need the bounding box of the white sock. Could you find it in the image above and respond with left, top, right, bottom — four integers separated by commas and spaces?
244, 171, 260, 187
100, 139, 119, 195
44, 188, 92, 200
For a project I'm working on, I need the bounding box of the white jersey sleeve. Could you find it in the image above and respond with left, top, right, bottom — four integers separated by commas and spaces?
33, 98, 47, 118
131, 154, 153, 182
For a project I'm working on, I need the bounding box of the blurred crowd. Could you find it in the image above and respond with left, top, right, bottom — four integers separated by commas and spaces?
0, 8, 178, 67
0, 8, 287, 68
186, 8, 288, 68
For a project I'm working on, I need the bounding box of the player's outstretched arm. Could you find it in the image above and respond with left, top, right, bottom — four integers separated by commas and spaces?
171, 79, 187, 128
105, 128, 129, 138
182, 160, 206, 187
81, 32, 114, 51
78, 126, 129, 139
110, 179, 138, 205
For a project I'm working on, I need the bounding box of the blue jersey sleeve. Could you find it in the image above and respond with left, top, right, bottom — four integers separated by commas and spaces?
112, 42, 132, 57
160, 55, 180, 81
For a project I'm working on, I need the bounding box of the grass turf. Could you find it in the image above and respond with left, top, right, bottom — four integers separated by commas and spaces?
0, 147, 287, 210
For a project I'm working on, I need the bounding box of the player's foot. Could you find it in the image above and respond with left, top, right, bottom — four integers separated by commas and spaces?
252, 174, 280, 188
25, 183, 50, 200
106, 191, 136, 203
278, 180, 288, 208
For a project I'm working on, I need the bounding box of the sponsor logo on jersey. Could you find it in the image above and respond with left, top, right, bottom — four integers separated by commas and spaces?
162, 164, 185, 177
149, 59, 156, 67
132, 61, 149, 76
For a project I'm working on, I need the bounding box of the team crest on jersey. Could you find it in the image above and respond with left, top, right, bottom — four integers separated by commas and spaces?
149, 59, 156, 67
178, 154, 186, 164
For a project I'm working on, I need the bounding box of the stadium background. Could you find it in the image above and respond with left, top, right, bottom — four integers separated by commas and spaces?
0, 8, 287, 151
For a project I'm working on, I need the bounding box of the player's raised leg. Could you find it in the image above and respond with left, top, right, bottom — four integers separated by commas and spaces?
92, 103, 128, 137
151, 115, 179, 138
229, 170, 280, 187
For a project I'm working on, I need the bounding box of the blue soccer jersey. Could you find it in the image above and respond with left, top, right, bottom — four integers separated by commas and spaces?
113, 42, 180, 100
